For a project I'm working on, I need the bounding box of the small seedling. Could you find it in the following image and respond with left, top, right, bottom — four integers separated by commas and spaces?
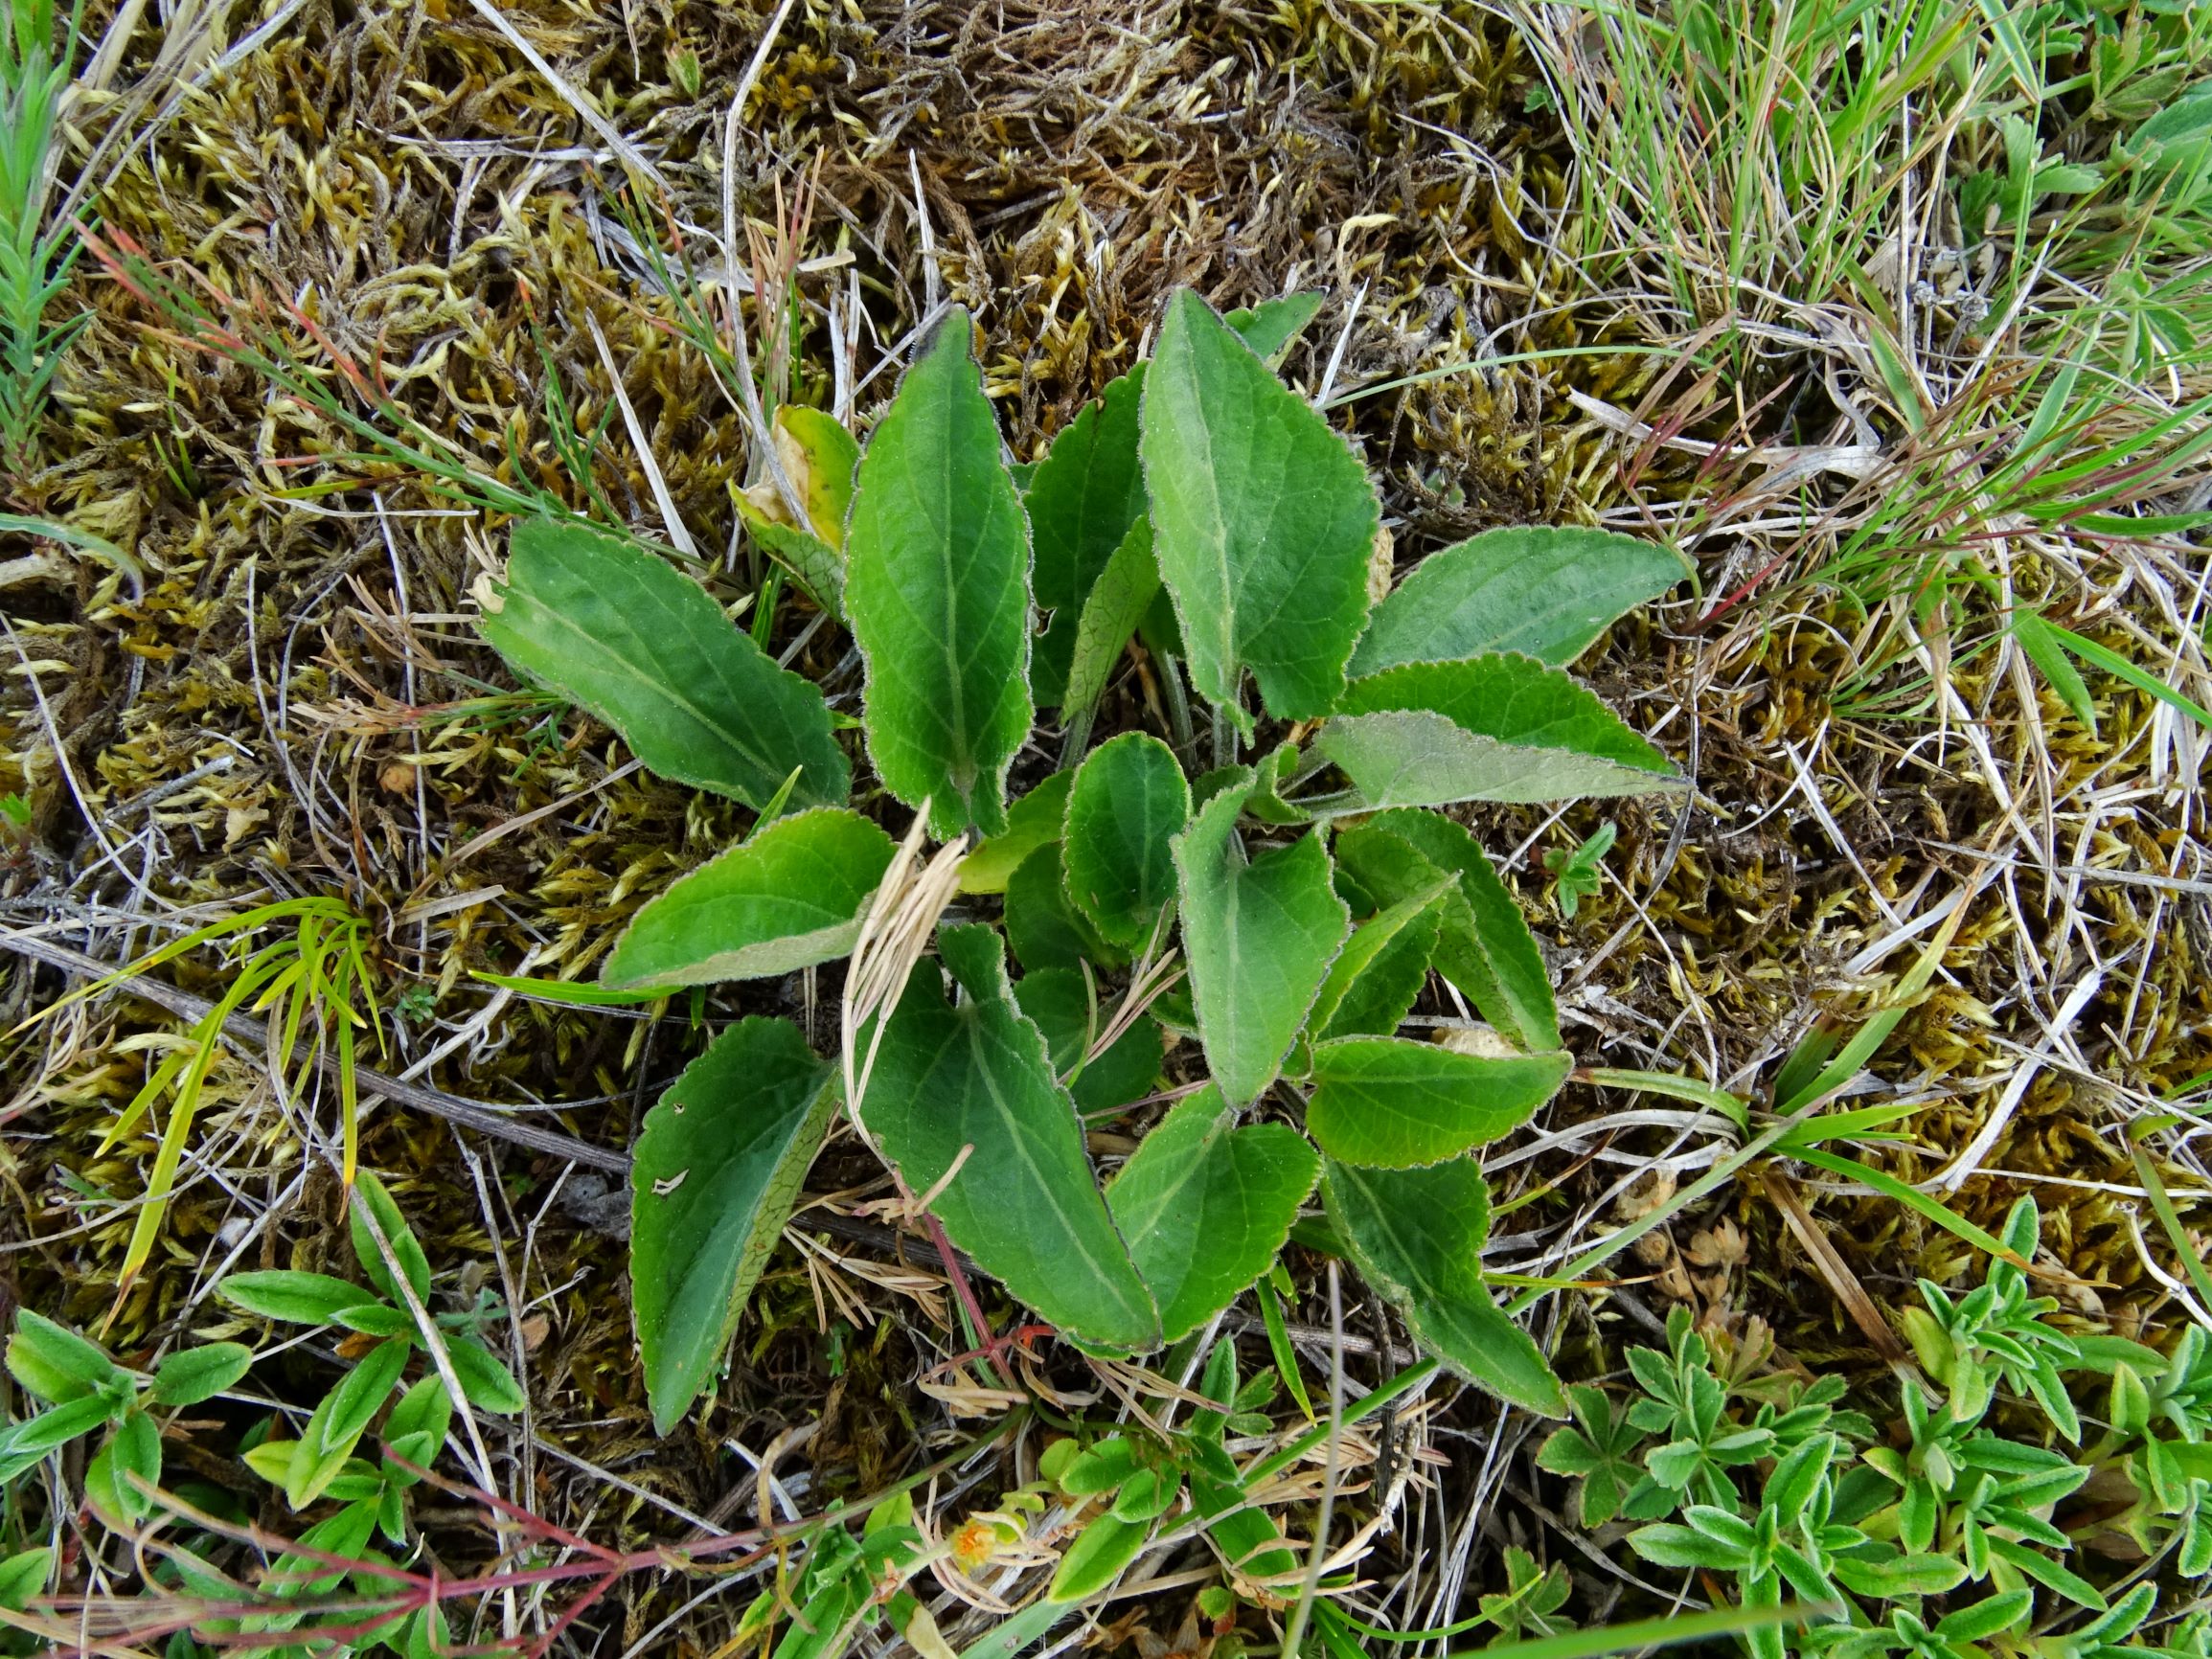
1544, 820, 1616, 918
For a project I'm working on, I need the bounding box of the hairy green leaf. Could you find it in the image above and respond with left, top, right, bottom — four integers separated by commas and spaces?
602, 808, 896, 989
1106, 1086, 1319, 1341
864, 925, 1158, 1352
1223, 292, 1324, 365
1322, 1157, 1565, 1415
1063, 732, 1189, 952
1141, 289, 1380, 734
630, 1017, 840, 1433
1059, 517, 1162, 734
1342, 656, 1673, 771
1334, 808, 1561, 1052
482, 519, 848, 810
1014, 966, 1165, 1113
1317, 706, 1679, 808
1049, 1513, 1150, 1602
847, 307, 1033, 837
1029, 370, 1148, 707
1005, 841, 1121, 972
1305, 1036, 1570, 1167
1173, 773, 1349, 1104
959, 771, 1073, 895
1305, 885, 1444, 1044
733, 498, 846, 623
1352, 527, 1686, 675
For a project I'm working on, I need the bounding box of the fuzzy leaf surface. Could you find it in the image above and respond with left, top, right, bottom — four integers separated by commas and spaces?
1014, 966, 1165, 1113
959, 771, 1072, 895
482, 519, 847, 810
864, 925, 1158, 1352
1341, 656, 1674, 772
1063, 732, 1189, 952
1334, 808, 1560, 1051
1352, 526, 1686, 674
629, 1017, 840, 1433
1306, 886, 1443, 1043
603, 808, 896, 989
1059, 517, 1162, 730
1322, 1157, 1566, 1416
1222, 292, 1324, 365
1029, 369, 1148, 705
1305, 1036, 1569, 1167
1173, 774, 1348, 1104
1141, 289, 1379, 734
846, 307, 1032, 837
1106, 1086, 1319, 1341
1317, 694, 1678, 808
1005, 841, 1121, 972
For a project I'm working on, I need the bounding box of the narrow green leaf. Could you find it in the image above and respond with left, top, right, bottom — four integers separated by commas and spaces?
447, 1337, 528, 1416
1063, 732, 1190, 952
1306, 1036, 1569, 1167
1059, 517, 1163, 735
1048, 1512, 1150, 1602
602, 807, 897, 989
1014, 967, 1164, 1113
1306, 886, 1444, 1044
2013, 611, 2097, 732
1028, 369, 1148, 707
217, 1270, 378, 1329
1334, 808, 1560, 1052
1352, 526, 1687, 675
847, 307, 1034, 837
481, 518, 848, 810
958, 771, 1072, 896
1322, 1157, 1566, 1416
150, 1342, 254, 1408
349, 1172, 431, 1307
1106, 1085, 1319, 1342
2042, 619, 2212, 733
1342, 656, 1673, 772
630, 1016, 840, 1433
319, 1336, 410, 1455
1141, 288, 1380, 734
1005, 841, 1122, 972
1317, 708, 1679, 809
865, 925, 1158, 1352
85, 1408, 162, 1523
1173, 772, 1349, 1104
